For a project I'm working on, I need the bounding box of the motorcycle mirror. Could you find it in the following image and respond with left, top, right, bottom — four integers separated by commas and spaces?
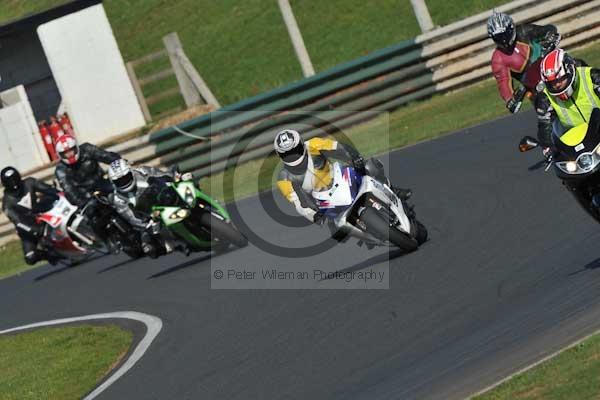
519, 136, 539, 152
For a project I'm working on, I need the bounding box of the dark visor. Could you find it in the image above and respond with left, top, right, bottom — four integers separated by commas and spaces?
281, 145, 305, 164
492, 29, 514, 48
113, 172, 133, 189
60, 149, 76, 158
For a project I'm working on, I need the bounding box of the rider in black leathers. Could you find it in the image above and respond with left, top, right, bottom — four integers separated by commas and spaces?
1, 167, 59, 265
54, 135, 120, 205
54, 135, 120, 247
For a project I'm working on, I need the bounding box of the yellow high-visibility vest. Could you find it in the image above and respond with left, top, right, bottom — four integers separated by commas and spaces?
545, 67, 600, 128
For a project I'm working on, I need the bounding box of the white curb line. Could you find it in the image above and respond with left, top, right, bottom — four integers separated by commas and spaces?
0, 311, 163, 400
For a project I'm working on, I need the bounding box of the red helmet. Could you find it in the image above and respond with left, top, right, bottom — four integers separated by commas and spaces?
55, 134, 79, 165
540, 49, 576, 101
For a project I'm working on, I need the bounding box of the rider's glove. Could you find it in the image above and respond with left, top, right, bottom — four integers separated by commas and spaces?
352, 156, 366, 175
542, 147, 554, 162
145, 220, 161, 235
313, 211, 327, 225
506, 97, 522, 114
541, 32, 561, 53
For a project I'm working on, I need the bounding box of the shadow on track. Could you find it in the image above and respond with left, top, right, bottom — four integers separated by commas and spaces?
319, 248, 406, 281
147, 254, 213, 279
33, 264, 74, 282
568, 257, 600, 277
528, 160, 547, 171
34, 253, 108, 282
97, 258, 140, 274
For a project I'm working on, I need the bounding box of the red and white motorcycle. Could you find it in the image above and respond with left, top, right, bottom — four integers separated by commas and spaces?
36, 193, 105, 264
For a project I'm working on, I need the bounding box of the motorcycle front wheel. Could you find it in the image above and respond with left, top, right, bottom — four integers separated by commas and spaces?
413, 219, 428, 245
360, 207, 418, 252
198, 212, 248, 249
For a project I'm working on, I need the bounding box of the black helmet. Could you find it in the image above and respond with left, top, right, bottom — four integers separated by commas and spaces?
274, 129, 308, 173
487, 11, 516, 52
1, 166, 22, 192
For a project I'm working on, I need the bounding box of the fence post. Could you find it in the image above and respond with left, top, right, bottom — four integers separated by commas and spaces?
126, 62, 152, 122
163, 32, 202, 108
277, 0, 315, 78
175, 48, 221, 108
410, 0, 434, 32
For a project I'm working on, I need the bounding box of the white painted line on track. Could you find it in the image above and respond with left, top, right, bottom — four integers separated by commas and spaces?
0, 311, 163, 400
466, 327, 600, 399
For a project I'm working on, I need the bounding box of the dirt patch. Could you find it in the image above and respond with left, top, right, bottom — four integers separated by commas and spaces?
100, 348, 129, 382
514, 386, 543, 399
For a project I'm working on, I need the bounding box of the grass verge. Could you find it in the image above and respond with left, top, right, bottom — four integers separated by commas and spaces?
0, 241, 41, 280
0, 324, 133, 400
2, 1, 509, 107
427, 0, 510, 27
472, 332, 600, 400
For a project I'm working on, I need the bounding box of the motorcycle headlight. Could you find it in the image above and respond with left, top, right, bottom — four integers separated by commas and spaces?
566, 161, 577, 173
185, 187, 194, 206
169, 209, 190, 220
578, 154, 593, 170
176, 209, 190, 218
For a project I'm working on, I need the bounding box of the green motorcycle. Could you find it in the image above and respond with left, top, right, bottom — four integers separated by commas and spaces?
150, 178, 248, 252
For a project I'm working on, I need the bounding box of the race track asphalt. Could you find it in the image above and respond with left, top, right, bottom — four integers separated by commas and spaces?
4, 111, 600, 399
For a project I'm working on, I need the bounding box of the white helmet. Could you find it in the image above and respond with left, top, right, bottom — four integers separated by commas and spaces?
108, 159, 135, 193
55, 134, 79, 165
274, 129, 307, 171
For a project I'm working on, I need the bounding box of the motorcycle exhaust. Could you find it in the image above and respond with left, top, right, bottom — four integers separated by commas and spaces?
111, 218, 127, 233
67, 226, 94, 246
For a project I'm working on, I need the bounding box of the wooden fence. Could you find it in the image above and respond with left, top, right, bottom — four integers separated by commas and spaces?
125, 32, 220, 122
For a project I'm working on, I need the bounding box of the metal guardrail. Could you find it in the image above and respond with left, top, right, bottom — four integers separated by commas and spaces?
1, 0, 599, 244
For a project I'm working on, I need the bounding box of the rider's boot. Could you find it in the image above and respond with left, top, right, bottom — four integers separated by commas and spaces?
105, 237, 121, 254
141, 232, 159, 259
176, 242, 192, 257
46, 251, 61, 266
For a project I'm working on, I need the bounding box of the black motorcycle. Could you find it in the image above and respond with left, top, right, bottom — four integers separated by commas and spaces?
519, 109, 600, 222
87, 191, 144, 258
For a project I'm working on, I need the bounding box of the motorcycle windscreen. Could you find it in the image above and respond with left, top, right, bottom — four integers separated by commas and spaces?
38, 196, 71, 228
555, 119, 600, 160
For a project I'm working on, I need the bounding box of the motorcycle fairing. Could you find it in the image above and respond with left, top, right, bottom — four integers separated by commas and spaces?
559, 123, 588, 147
312, 164, 361, 218
311, 162, 412, 244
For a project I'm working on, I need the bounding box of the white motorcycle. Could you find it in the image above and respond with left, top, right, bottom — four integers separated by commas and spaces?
36, 193, 106, 264
312, 159, 427, 252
